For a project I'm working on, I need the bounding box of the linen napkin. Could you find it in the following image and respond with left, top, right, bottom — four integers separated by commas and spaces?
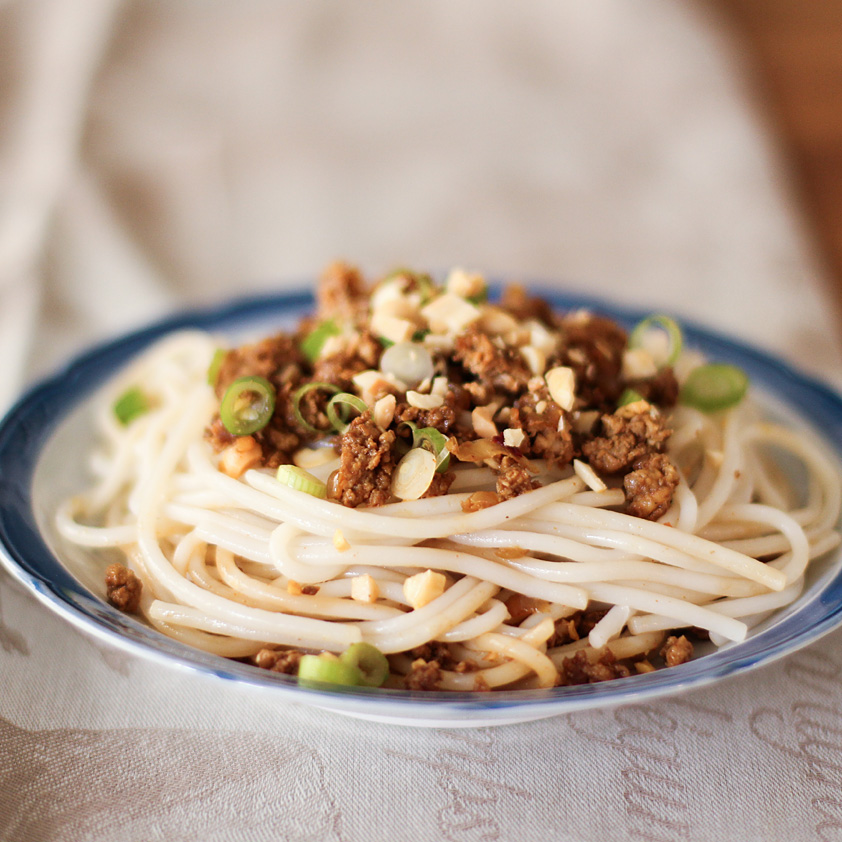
1, 2, 841, 841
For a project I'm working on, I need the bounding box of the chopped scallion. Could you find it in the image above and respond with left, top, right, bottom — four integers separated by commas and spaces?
300, 320, 341, 363
113, 387, 150, 426
400, 421, 451, 472
679, 363, 749, 413
276, 465, 327, 498
618, 388, 645, 407
297, 654, 360, 687
207, 348, 226, 387
292, 382, 341, 434
219, 376, 276, 435
629, 314, 683, 368
339, 642, 389, 687
327, 393, 368, 434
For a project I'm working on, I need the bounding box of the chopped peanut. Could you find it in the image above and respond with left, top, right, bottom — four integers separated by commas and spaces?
545, 366, 576, 411
472, 404, 499, 439
351, 574, 380, 603
403, 569, 447, 609
219, 436, 263, 478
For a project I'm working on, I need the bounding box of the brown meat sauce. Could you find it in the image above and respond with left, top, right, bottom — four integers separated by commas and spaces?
205, 262, 681, 516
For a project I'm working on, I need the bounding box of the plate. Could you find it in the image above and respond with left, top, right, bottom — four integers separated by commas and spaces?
1, 286, 842, 728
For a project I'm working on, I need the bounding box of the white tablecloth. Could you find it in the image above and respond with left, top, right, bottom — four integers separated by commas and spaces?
2, 2, 842, 840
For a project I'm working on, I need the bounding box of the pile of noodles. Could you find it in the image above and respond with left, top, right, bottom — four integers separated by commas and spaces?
56, 329, 842, 690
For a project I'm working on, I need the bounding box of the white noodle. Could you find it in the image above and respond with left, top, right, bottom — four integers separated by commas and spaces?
53, 329, 842, 690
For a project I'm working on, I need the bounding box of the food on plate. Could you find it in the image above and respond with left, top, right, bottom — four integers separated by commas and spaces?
56, 263, 842, 692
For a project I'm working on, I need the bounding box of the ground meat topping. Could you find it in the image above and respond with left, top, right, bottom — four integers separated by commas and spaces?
660, 634, 694, 667
453, 325, 533, 395
581, 402, 672, 475
556, 313, 627, 410
251, 648, 303, 675
326, 412, 396, 507
559, 648, 632, 685
495, 452, 540, 500
205, 264, 694, 520
405, 658, 442, 691
624, 452, 680, 520
104, 563, 142, 613
394, 400, 458, 436
627, 366, 680, 408
510, 388, 574, 469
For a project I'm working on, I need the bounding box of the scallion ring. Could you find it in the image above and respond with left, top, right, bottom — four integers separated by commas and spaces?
327, 393, 368, 434
339, 642, 389, 687
207, 348, 226, 387
399, 421, 451, 473
276, 465, 327, 498
292, 382, 341, 434
629, 314, 683, 368
300, 319, 341, 363
220, 376, 276, 435
113, 387, 150, 426
297, 654, 360, 687
679, 363, 749, 413
618, 388, 645, 407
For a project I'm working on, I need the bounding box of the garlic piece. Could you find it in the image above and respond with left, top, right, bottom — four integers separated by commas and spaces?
545, 366, 576, 411
403, 569, 447, 609
391, 447, 437, 501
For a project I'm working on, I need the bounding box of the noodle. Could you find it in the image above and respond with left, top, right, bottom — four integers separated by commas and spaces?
55, 266, 842, 692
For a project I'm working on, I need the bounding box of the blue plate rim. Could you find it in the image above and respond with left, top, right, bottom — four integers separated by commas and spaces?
1, 282, 842, 717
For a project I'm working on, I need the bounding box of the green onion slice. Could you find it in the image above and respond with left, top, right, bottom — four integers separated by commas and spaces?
300, 320, 341, 363
276, 464, 327, 498
220, 376, 276, 436
207, 348, 226, 387
292, 382, 341, 434
399, 421, 451, 473
679, 363, 749, 413
629, 314, 683, 368
618, 388, 645, 407
327, 393, 368, 434
339, 642, 389, 687
113, 387, 150, 426
297, 654, 360, 687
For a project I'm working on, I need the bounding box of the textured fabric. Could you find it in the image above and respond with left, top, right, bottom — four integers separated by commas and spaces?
1, 2, 841, 840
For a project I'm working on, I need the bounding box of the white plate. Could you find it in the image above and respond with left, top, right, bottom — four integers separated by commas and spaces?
2, 287, 841, 727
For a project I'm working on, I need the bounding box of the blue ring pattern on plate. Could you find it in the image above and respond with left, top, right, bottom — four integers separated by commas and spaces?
2, 285, 842, 725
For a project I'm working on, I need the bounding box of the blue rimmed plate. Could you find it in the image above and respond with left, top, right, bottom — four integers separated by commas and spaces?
1, 286, 841, 728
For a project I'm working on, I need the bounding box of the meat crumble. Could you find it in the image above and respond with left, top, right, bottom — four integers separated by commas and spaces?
104, 563, 142, 614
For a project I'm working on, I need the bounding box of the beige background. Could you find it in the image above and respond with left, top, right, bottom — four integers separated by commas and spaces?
1, 1, 841, 840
